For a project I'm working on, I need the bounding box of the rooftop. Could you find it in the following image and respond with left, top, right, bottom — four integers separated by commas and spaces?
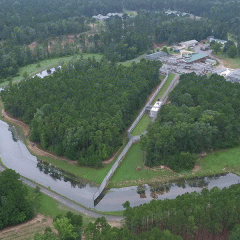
183, 53, 208, 63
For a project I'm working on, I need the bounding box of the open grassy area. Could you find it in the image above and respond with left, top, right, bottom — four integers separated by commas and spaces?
131, 74, 174, 136
131, 114, 152, 136
151, 73, 175, 104
109, 143, 240, 188
214, 52, 240, 69
119, 53, 147, 67
36, 139, 128, 185
0, 53, 103, 87
109, 143, 175, 188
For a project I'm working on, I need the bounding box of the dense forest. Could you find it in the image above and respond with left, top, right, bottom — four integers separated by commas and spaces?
140, 73, 240, 171
0, 169, 38, 230
1, 58, 161, 167
120, 184, 240, 240
1, 0, 236, 80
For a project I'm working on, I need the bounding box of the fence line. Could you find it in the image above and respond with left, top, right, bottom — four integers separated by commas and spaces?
127, 74, 168, 134
93, 138, 134, 200
93, 74, 179, 202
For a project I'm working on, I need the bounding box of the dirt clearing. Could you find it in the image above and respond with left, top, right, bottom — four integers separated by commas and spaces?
0, 214, 57, 240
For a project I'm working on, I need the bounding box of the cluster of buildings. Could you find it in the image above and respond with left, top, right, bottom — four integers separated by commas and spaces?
146, 51, 214, 76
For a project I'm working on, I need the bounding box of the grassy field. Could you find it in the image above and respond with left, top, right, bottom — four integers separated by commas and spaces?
36, 139, 128, 185
109, 143, 240, 188
131, 114, 152, 136
151, 73, 175, 104
119, 53, 147, 67
109, 143, 174, 188
130, 74, 175, 136
0, 53, 103, 87
214, 52, 240, 69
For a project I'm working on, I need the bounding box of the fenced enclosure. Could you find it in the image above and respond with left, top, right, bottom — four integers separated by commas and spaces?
93, 74, 179, 203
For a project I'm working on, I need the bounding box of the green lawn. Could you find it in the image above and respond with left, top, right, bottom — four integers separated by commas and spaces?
36, 139, 128, 185
131, 114, 152, 136
119, 53, 147, 67
109, 143, 240, 188
151, 73, 175, 104
214, 52, 240, 69
0, 53, 103, 87
109, 143, 175, 188
130, 74, 175, 136
29, 187, 94, 228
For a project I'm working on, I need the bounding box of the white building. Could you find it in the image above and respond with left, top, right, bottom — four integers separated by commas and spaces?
150, 100, 162, 118
180, 40, 198, 48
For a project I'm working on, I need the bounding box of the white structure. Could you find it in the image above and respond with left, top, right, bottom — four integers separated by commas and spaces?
180, 40, 198, 48
207, 36, 227, 45
92, 13, 123, 21
34, 66, 62, 79
150, 100, 162, 118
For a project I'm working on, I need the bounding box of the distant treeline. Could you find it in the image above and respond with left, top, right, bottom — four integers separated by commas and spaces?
1, 58, 161, 167
141, 73, 240, 171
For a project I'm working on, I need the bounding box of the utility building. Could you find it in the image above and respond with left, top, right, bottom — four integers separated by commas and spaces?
150, 100, 162, 118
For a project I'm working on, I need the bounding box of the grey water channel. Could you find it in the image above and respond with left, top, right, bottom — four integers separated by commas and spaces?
0, 119, 240, 211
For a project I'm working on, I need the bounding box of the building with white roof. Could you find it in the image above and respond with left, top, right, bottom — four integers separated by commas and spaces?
150, 100, 162, 118
180, 40, 198, 48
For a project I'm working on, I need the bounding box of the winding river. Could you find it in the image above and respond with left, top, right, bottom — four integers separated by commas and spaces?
1, 119, 240, 211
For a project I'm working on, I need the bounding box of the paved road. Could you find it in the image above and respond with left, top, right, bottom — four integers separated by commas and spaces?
0, 164, 123, 222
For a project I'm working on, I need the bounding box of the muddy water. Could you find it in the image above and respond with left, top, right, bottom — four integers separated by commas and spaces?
0, 119, 240, 212
94, 173, 240, 211
0, 120, 98, 208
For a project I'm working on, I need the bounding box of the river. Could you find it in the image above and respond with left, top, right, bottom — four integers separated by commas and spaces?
0, 119, 240, 211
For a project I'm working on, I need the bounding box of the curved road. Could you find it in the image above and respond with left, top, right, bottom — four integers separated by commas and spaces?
0, 164, 123, 222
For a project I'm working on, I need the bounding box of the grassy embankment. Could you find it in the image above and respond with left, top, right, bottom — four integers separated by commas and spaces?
37, 138, 128, 185
0, 53, 103, 87
108, 143, 240, 188
131, 73, 175, 136
214, 52, 240, 69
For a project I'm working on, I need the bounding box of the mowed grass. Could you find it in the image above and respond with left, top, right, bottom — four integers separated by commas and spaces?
197, 147, 240, 175
131, 74, 175, 136
151, 73, 175, 104
119, 53, 147, 67
31, 188, 94, 229
36, 139, 128, 185
109, 143, 174, 188
131, 114, 152, 136
109, 143, 240, 188
0, 53, 103, 87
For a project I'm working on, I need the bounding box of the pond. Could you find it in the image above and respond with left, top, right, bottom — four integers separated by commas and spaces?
0, 119, 240, 211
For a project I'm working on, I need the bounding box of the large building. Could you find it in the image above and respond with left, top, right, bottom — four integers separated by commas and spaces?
180, 40, 198, 48
183, 53, 208, 63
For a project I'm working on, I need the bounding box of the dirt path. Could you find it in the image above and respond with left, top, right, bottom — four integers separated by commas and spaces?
210, 52, 225, 69
0, 214, 56, 240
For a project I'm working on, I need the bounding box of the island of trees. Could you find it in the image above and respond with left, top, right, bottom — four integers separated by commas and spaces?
1, 58, 161, 167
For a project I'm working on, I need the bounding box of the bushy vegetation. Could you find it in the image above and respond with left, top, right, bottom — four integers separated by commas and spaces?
0, 169, 39, 230
141, 73, 240, 171
1, 58, 161, 167
34, 211, 82, 240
